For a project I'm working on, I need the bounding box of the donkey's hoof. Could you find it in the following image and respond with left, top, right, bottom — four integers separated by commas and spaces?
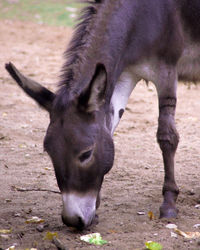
159, 205, 179, 218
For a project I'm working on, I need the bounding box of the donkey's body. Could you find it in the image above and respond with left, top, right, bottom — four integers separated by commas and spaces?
6, 0, 200, 229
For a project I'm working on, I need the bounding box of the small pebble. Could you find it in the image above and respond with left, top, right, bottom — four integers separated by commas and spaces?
193, 224, 200, 229
137, 211, 145, 215
188, 190, 195, 195
171, 232, 178, 238
36, 223, 49, 232
36, 224, 44, 232
5, 199, 12, 203
166, 223, 177, 229
14, 213, 21, 217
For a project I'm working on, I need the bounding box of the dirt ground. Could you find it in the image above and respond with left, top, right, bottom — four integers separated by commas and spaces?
0, 20, 200, 250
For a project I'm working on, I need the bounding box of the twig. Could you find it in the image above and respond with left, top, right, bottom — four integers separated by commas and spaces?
11, 186, 60, 194
52, 237, 69, 250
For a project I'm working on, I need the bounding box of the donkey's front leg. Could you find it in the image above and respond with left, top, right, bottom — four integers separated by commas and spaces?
156, 66, 179, 218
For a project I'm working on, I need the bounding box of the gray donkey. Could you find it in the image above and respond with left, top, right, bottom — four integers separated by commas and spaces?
6, 0, 200, 229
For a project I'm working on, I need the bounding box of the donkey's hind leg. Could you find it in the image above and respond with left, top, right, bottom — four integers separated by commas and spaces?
155, 65, 179, 218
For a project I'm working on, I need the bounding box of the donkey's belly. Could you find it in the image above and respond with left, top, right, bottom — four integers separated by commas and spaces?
177, 42, 200, 82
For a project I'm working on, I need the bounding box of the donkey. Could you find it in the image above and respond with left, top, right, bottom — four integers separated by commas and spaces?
5, 0, 200, 229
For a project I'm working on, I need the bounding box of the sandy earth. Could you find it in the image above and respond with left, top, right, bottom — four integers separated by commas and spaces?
0, 20, 200, 250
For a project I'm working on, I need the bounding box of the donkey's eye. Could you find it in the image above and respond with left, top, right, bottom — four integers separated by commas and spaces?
79, 150, 93, 163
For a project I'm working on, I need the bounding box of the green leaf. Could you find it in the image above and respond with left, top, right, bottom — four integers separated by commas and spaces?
80, 233, 107, 245
44, 231, 58, 241
145, 241, 163, 250
89, 238, 107, 245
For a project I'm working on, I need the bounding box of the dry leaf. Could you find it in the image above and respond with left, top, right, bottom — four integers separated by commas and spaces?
0, 234, 10, 240
0, 229, 12, 234
5, 246, 15, 250
148, 211, 155, 220
108, 229, 118, 233
174, 228, 200, 239
26, 216, 44, 224
45, 167, 51, 171
44, 231, 58, 241
24, 249, 38, 250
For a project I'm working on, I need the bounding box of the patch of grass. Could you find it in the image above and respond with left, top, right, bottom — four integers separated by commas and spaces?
0, 0, 84, 26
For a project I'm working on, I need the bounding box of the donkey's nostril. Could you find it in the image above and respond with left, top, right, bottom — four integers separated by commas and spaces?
61, 213, 94, 230
61, 215, 86, 230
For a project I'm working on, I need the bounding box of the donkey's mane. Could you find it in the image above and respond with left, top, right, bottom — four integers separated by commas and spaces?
59, 0, 103, 90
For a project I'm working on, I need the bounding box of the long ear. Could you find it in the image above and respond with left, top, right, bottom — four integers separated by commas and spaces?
5, 62, 55, 112
78, 64, 107, 113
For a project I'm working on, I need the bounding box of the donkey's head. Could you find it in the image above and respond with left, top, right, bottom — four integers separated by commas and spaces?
6, 63, 114, 229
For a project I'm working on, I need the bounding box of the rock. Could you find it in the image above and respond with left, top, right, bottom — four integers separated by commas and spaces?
14, 213, 21, 217
137, 211, 145, 215
36, 223, 49, 232
166, 223, 177, 229
187, 189, 195, 195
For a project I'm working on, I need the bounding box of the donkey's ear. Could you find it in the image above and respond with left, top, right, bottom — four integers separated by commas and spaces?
5, 62, 55, 112
78, 64, 107, 113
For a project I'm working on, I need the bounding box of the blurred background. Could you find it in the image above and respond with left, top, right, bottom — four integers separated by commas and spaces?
0, 0, 84, 26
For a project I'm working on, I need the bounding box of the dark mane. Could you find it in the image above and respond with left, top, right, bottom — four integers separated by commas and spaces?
59, 0, 103, 89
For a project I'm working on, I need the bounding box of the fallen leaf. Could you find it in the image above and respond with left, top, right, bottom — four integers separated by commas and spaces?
188, 116, 198, 122
26, 216, 44, 224
145, 241, 163, 250
25, 249, 38, 250
5, 246, 15, 250
0, 234, 10, 240
80, 233, 107, 246
5, 199, 12, 203
148, 211, 155, 220
0, 229, 12, 234
24, 248, 38, 250
108, 229, 118, 233
174, 228, 200, 239
45, 167, 51, 171
44, 231, 58, 241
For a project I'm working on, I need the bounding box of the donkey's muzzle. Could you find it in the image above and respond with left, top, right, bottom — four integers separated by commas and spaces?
61, 192, 97, 229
